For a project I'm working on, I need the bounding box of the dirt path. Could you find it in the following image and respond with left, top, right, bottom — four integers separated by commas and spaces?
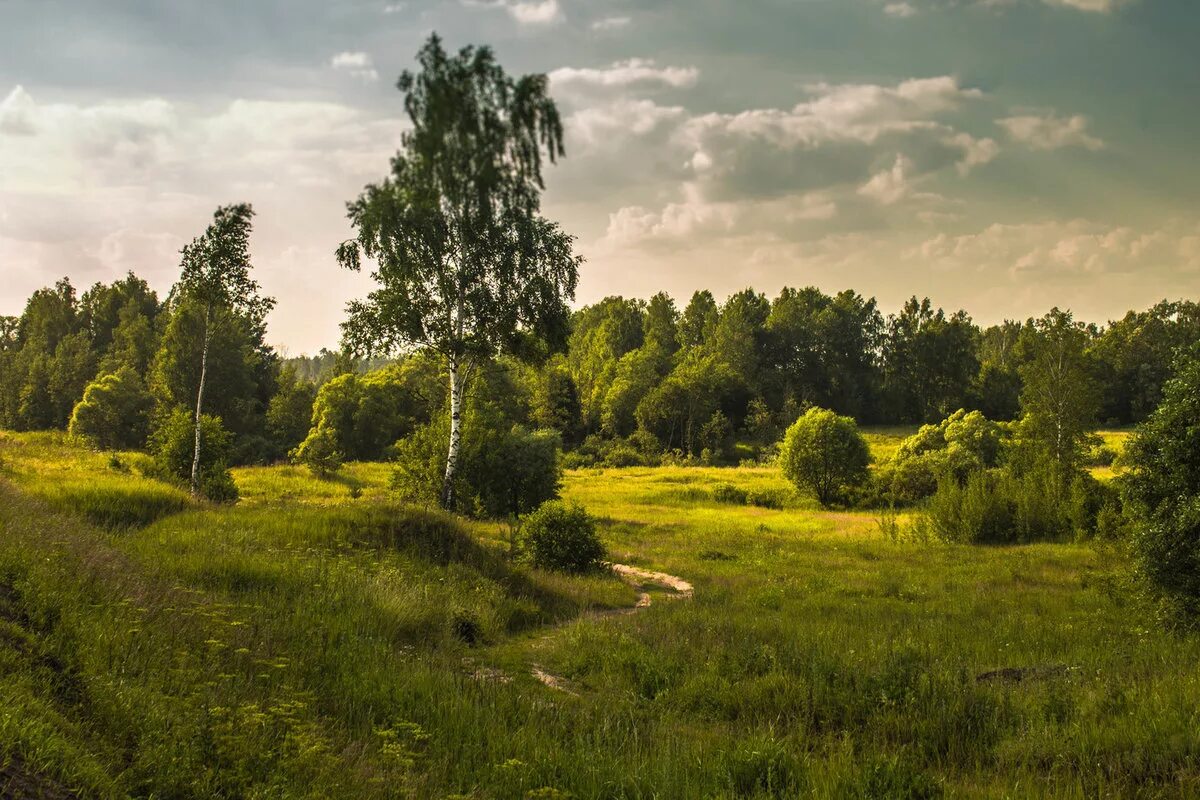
528, 562, 693, 692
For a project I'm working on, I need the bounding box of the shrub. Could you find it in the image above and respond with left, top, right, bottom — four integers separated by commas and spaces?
746, 487, 791, 510
926, 470, 1015, 544
150, 407, 239, 503
925, 462, 1109, 544
392, 420, 562, 519
291, 426, 344, 477
1086, 443, 1118, 468
711, 483, 748, 505
520, 501, 605, 573
778, 407, 871, 507
888, 410, 1005, 504
68, 366, 153, 450
1123, 344, 1200, 616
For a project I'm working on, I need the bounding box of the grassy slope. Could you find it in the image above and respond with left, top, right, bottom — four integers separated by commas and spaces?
2, 431, 1198, 799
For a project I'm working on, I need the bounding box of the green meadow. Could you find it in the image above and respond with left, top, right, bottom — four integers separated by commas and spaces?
2, 430, 1196, 799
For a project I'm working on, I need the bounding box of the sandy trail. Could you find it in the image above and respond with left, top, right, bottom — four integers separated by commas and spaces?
528, 561, 693, 692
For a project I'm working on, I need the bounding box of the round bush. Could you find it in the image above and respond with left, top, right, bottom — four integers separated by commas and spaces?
521, 500, 605, 573
778, 407, 871, 507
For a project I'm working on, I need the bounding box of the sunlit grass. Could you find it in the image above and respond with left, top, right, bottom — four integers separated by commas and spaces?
3, 430, 1198, 798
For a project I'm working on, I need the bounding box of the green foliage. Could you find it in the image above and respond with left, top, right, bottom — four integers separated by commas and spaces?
881, 297, 979, 424
298, 357, 441, 462
393, 413, 562, 520
1091, 300, 1200, 424
1123, 344, 1200, 617
520, 500, 605, 572
68, 366, 153, 450
1013, 308, 1100, 473
779, 407, 871, 507
888, 409, 1005, 503
150, 408, 239, 503
291, 426, 343, 477
266, 365, 318, 457
149, 297, 276, 444
924, 464, 1110, 544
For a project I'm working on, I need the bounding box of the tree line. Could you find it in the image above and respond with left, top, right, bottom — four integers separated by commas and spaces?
3, 270, 1195, 463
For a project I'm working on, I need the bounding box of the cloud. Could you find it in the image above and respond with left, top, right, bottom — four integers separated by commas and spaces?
566, 98, 687, 149
884, 3, 919, 17
910, 218, 1200, 276
997, 112, 1103, 150
464, 0, 563, 26
859, 155, 914, 204
591, 15, 632, 31
0, 85, 397, 348
550, 59, 700, 91
1046, 0, 1126, 11
330, 51, 379, 82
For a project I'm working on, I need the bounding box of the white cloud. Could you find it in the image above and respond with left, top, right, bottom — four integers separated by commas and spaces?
681, 76, 982, 150
0, 85, 38, 135
1047, 0, 1124, 11
382, 2, 407, 12
997, 112, 1103, 151
0, 86, 398, 350
591, 15, 631, 31
910, 218, 1200, 276
464, 0, 562, 26
550, 59, 700, 91
330, 51, 379, 82
884, 2, 919, 17
859, 155, 914, 205
566, 99, 687, 149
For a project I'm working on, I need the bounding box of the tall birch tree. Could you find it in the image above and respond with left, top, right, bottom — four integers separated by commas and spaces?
337, 34, 581, 510
174, 204, 274, 496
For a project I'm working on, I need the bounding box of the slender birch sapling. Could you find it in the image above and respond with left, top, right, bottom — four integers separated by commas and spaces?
174, 204, 274, 496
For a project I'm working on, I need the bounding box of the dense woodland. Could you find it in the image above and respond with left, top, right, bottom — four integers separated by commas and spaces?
1, 273, 1196, 465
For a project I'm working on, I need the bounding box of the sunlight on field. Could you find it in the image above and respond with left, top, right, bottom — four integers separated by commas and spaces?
4, 431, 1200, 798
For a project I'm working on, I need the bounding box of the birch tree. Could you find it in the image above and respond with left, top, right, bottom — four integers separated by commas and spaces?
337, 34, 581, 510
174, 203, 274, 496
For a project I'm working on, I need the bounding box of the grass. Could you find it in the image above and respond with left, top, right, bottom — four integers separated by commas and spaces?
2, 430, 1199, 798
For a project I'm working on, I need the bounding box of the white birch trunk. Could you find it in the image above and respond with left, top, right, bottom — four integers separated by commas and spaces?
190, 305, 211, 498
441, 358, 463, 509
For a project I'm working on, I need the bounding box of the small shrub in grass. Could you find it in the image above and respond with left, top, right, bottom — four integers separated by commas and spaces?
711, 482, 747, 505
290, 426, 343, 477
520, 501, 605, 573
746, 487, 791, 509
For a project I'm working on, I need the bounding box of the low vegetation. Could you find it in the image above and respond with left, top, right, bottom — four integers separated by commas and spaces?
2, 431, 1199, 798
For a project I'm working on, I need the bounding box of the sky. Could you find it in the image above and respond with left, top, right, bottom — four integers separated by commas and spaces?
2, 0, 1199, 354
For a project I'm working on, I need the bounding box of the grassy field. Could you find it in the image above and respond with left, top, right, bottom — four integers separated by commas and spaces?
2, 430, 1197, 798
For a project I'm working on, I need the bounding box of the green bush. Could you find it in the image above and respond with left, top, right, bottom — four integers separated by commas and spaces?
888, 410, 1005, 504
1123, 344, 1200, 616
520, 501, 605, 573
68, 366, 153, 450
925, 463, 1109, 544
393, 420, 561, 519
149, 407, 239, 503
711, 483, 748, 505
779, 407, 871, 507
746, 487, 791, 509
290, 426, 343, 477
926, 470, 1015, 544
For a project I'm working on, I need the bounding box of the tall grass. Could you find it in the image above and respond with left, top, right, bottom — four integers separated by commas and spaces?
2, 432, 1199, 798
